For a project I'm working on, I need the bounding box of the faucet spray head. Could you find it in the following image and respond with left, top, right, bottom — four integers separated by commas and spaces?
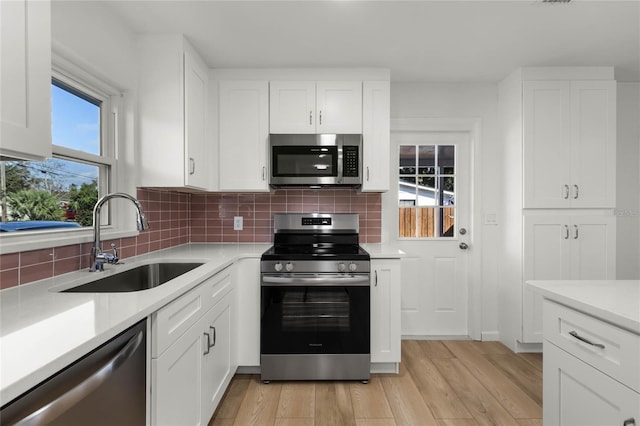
137, 211, 150, 231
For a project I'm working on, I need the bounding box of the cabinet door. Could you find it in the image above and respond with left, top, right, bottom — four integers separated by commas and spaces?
543, 341, 640, 426
523, 81, 572, 208
152, 317, 204, 426
1, 0, 51, 161
523, 216, 571, 343
219, 80, 269, 191
316, 81, 363, 134
269, 81, 316, 134
570, 215, 616, 280
362, 81, 390, 192
234, 258, 260, 367
201, 293, 233, 423
570, 81, 616, 208
184, 50, 209, 189
370, 259, 401, 363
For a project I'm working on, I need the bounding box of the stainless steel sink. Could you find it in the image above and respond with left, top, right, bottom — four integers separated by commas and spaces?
63, 262, 204, 293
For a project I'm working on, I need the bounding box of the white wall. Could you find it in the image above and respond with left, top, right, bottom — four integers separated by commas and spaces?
51, 1, 140, 229
616, 83, 640, 279
388, 82, 501, 339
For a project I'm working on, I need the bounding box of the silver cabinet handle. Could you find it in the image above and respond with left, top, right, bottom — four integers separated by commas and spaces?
564, 225, 569, 240
366, 166, 370, 181
209, 326, 216, 347
623, 418, 636, 426
574, 224, 579, 240
564, 184, 570, 199
13, 330, 144, 426
204, 332, 211, 355
262, 274, 370, 286
319, 110, 322, 125
569, 331, 605, 349
374, 270, 378, 287
573, 184, 579, 199
309, 110, 313, 125
262, 166, 266, 181
189, 157, 196, 175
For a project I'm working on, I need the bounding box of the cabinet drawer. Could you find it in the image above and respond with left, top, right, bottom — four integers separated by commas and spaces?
152, 284, 206, 358
200, 266, 233, 312
543, 299, 640, 392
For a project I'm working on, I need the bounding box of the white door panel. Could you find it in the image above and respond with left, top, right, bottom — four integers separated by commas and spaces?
392, 131, 471, 337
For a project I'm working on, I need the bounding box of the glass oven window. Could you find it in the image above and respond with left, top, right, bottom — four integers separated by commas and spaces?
272, 146, 338, 177
261, 285, 370, 354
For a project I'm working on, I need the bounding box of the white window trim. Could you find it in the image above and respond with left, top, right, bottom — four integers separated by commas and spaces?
0, 55, 139, 255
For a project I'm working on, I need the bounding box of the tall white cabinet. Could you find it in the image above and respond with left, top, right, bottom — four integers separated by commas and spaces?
498, 68, 617, 350
137, 35, 209, 190
1, 0, 52, 161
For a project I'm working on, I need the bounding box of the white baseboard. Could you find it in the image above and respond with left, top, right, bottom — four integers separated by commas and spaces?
401, 334, 471, 340
481, 331, 500, 341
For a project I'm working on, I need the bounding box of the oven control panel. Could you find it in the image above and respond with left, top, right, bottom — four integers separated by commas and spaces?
262, 260, 370, 274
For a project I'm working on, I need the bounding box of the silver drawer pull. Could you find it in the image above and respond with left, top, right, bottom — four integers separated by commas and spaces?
569, 331, 605, 349
623, 418, 635, 426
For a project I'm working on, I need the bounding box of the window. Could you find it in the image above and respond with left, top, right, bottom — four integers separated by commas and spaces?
398, 144, 456, 238
1, 72, 114, 232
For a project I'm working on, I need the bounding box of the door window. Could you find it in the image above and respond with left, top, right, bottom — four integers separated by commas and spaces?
398, 144, 456, 238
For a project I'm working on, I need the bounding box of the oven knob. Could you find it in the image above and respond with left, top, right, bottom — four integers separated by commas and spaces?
285, 262, 294, 272
338, 263, 347, 272
274, 262, 283, 272
349, 262, 357, 272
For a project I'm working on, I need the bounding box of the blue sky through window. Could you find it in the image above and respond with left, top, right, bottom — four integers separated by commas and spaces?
51, 83, 100, 155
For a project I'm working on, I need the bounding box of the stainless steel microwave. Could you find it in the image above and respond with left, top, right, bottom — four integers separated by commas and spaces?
269, 134, 362, 187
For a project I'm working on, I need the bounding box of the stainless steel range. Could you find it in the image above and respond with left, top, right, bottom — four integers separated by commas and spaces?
260, 213, 370, 383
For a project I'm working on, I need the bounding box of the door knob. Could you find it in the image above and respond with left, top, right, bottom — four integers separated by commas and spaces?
459, 242, 469, 250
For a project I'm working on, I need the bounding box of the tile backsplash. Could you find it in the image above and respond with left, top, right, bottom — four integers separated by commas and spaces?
0, 188, 381, 289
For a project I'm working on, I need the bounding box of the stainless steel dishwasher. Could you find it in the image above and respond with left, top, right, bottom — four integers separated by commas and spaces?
1, 319, 146, 425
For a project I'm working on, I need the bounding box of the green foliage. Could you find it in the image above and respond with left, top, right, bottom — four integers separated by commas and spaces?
7, 190, 64, 221
68, 180, 98, 226
3, 162, 34, 194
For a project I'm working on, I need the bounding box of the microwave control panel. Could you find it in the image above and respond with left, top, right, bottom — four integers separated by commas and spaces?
342, 146, 360, 177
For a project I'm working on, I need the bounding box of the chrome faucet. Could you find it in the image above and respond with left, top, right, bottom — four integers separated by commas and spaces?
90, 192, 150, 272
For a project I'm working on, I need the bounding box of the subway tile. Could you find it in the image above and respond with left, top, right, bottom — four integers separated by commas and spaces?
20, 263, 53, 284
54, 257, 82, 276
0, 269, 19, 289
53, 245, 81, 260
20, 249, 54, 267
0, 253, 20, 271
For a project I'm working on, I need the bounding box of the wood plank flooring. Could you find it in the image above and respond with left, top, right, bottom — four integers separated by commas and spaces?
209, 341, 542, 426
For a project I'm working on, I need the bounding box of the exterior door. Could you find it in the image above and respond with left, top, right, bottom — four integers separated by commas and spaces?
389, 131, 471, 336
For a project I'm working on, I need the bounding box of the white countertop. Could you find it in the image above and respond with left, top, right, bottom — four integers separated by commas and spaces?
0, 242, 402, 406
526, 280, 640, 335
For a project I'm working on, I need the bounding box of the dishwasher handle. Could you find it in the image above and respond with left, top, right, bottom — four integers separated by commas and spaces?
12, 330, 144, 426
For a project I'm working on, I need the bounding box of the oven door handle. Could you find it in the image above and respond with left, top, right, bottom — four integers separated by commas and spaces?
261, 274, 370, 286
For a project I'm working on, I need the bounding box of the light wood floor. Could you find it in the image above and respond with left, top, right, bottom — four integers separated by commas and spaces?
209, 340, 542, 426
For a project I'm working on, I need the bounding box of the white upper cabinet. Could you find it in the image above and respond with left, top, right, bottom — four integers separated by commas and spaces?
1, 0, 52, 161
362, 81, 390, 192
137, 35, 209, 190
219, 80, 269, 192
523, 80, 616, 208
270, 81, 362, 134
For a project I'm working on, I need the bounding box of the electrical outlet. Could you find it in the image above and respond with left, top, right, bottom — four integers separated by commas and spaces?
233, 216, 243, 231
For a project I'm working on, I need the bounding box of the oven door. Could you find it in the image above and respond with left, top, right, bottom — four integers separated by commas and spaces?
261, 273, 370, 355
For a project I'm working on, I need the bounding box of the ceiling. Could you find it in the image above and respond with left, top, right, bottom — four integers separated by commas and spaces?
104, 0, 640, 83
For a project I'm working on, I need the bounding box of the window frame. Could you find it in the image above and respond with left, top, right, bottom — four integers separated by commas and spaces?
0, 58, 133, 255
397, 142, 458, 240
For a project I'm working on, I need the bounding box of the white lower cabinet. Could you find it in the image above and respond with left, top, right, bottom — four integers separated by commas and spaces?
151, 268, 234, 426
522, 213, 616, 343
543, 300, 640, 426
370, 259, 401, 364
